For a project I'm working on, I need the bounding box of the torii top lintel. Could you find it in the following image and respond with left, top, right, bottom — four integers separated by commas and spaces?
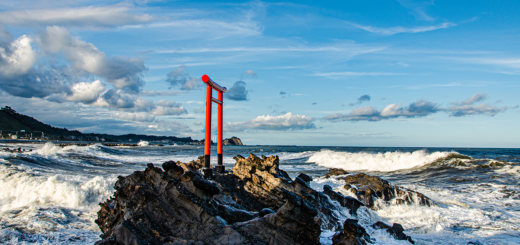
202, 74, 227, 93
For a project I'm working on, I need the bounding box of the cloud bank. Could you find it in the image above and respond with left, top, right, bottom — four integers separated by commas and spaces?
225, 112, 315, 131
0, 26, 189, 121
325, 93, 508, 122
447, 92, 506, 117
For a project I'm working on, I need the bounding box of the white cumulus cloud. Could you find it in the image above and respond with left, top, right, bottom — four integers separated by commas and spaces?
0, 35, 36, 77
66, 80, 106, 104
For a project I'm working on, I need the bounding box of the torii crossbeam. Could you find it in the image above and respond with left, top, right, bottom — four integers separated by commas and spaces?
201, 74, 226, 179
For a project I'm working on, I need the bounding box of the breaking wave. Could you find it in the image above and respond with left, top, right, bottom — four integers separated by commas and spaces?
0, 165, 115, 211
307, 149, 455, 172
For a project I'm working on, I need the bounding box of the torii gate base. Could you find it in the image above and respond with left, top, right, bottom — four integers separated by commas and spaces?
201, 74, 226, 179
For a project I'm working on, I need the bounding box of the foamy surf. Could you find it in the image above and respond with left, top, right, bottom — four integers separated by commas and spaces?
0, 165, 115, 211
0, 143, 518, 244
307, 149, 454, 172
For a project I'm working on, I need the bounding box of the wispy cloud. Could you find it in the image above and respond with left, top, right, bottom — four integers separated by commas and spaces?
447, 57, 520, 70
140, 90, 186, 97
312, 71, 405, 79
124, 19, 262, 40
396, 0, 436, 21
155, 46, 384, 54
347, 21, 456, 35
406, 82, 462, 90
147, 63, 216, 70
0, 5, 154, 28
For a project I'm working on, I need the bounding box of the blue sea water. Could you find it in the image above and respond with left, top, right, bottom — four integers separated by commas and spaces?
0, 142, 519, 244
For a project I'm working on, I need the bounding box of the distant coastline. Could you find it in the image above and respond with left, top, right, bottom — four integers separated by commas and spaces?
0, 106, 243, 146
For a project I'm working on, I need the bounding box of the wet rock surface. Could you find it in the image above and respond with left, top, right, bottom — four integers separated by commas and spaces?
372, 221, 415, 244
322, 168, 349, 178
323, 171, 436, 209
332, 219, 371, 245
95, 154, 418, 245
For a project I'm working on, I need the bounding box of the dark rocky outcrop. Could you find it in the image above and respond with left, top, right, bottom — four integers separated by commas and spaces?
95, 154, 418, 245
323, 171, 436, 209
372, 221, 415, 244
95, 160, 321, 245
332, 219, 372, 245
223, 137, 243, 146
231, 154, 345, 230
323, 185, 364, 215
322, 168, 349, 178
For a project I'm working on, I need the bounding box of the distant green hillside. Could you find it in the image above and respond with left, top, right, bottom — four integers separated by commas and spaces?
0, 106, 82, 136
0, 106, 197, 143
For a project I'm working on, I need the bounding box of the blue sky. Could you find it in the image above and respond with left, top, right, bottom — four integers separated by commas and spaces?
0, 0, 519, 147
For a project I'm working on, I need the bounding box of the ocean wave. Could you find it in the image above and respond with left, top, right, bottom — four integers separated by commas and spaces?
307, 149, 455, 172
278, 151, 316, 161
33, 142, 125, 156
0, 165, 115, 211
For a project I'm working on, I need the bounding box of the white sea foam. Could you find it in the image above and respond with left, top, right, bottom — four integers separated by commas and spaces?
317, 168, 520, 244
307, 149, 452, 172
278, 151, 316, 161
0, 165, 115, 211
0, 163, 114, 244
137, 140, 149, 146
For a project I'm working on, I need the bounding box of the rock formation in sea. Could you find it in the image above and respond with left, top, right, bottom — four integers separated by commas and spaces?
95, 153, 417, 245
322, 172, 436, 209
223, 136, 243, 146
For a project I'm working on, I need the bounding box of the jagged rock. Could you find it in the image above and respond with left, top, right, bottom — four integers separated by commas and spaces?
323, 185, 364, 215
386, 223, 415, 244
297, 173, 313, 185
95, 161, 322, 245
224, 137, 243, 146
341, 173, 436, 209
372, 221, 415, 244
332, 219, 372, 245
96, 154, 417, 245
323, 168, 349, 178
231, 154, 346, 230
371, 221, 390, 229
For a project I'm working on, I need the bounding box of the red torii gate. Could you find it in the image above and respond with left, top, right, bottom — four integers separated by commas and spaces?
201, 74, 226, 179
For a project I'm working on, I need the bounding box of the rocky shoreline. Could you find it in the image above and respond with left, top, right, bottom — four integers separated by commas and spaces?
95, 153, 432, 245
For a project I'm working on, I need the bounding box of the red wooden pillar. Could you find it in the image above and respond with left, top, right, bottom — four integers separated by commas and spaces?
201, 74, 226, 179
216, 90, 224, 173
204, 82, 212, 172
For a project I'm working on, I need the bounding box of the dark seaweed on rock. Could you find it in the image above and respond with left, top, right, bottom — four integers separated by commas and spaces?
95, 154, 417, 245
